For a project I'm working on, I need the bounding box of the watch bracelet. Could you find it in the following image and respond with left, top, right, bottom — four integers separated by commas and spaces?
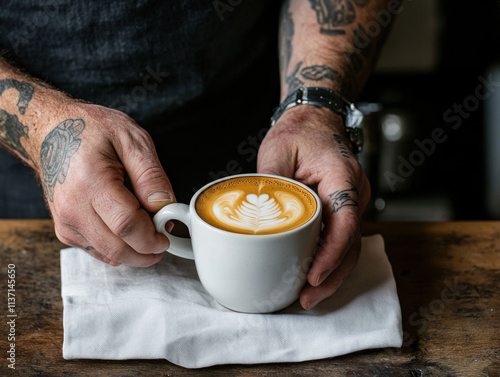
270, 87, 364, 154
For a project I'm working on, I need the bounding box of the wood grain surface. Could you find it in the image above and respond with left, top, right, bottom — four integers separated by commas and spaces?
0, 220, 498, 376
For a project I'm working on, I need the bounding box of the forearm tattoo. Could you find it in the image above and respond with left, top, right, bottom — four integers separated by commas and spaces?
285, 61, 340, 95
308, 0, 370, 35
279, 0, 294, 74
307, 1, 376, 99
40, 119, 85, 202
328, 180, 359, 213
0, 79, 34, 115
0, 79, 34, 161
285, 62, 305, 94
301, 65, 339, 82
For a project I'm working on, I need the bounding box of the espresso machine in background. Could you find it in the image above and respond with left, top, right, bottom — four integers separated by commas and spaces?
358, 0, 500, 221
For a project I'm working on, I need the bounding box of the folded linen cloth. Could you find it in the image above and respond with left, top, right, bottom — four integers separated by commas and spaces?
61, 234, 402, 368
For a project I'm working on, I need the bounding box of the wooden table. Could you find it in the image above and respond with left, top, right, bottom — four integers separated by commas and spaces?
0, 220, 498, 376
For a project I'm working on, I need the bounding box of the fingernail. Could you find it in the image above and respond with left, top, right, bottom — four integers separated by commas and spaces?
316, 269, 332, 286
153, 241, 169, 254
166, 221, 175, 233
306, 297, 322, 310
147, 191, 173, 204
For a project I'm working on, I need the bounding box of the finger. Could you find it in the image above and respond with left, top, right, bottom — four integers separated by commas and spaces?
83, 246, 121, 267
88, 230, 164, 267
114, 126, 175, 213
91, 177, 171, 255
54, 223, 119, 266
300, 238, 361, 310
55, 222, 152, 267
79, 206, 165, 267
307, 177, 361, 287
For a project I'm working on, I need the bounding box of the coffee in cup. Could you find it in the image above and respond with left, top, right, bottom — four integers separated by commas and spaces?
195, 175, 317, 235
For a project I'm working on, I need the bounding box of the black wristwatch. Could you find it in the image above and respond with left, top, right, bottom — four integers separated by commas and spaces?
270, 87, 364, 154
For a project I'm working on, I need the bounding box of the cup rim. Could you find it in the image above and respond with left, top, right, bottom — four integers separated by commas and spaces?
190, 173, 322, 237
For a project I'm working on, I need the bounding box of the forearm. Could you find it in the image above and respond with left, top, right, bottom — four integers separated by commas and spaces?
0, 56, 71, 169
280, 0, 397, 101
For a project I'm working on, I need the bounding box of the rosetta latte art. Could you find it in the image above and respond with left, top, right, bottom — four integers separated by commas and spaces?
211, 191, 305, 234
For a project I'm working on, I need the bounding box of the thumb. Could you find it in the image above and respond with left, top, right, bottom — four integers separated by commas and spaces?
117, 135, 175, 213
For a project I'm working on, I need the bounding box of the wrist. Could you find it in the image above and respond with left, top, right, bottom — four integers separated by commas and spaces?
271, 86, 365, 154
274, 104, 345, 134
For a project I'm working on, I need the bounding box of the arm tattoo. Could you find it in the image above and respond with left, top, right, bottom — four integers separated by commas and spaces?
328, 180, 359, 213
285, 62, 305, 94
301, 64, 339, 82
285, 62, 339, 94
309, 0, 370, 35
0, 110, 30, 160
0, 79, 35, 160
279, 0, 294, 74
341, 24, 373, 98
0, 79, 34, 115
40, 118, 85, 202
333, 133, 350, 158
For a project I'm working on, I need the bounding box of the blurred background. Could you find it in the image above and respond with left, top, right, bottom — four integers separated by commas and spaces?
358, 0, 500, 221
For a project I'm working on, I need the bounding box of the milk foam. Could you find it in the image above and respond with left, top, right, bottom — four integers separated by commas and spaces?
212, 191, 304, 234
196, 176, 316, 235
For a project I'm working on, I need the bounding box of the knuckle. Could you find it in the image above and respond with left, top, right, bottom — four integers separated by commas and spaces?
54, 223, 80, 247
108, 210, 137, 238
100, 244, 126, 265
344, 214, 360, 238
136, 165, 166, 186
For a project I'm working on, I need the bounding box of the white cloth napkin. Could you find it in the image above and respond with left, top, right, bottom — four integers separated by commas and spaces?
61, 234, 402, 368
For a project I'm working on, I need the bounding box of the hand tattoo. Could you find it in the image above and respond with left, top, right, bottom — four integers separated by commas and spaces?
333, 134, 351, 159
328, 180, 359, 213
40, 119, 85, 202
0, 79, 34, 115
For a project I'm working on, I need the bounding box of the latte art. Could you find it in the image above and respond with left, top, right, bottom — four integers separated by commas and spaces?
196, 176, 317, 235
212, 191, 304, 234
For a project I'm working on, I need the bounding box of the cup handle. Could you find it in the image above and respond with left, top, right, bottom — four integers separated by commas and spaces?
153, 203, 194, 260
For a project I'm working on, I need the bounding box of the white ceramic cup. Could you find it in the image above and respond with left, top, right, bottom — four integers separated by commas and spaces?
153, 173, 322, 313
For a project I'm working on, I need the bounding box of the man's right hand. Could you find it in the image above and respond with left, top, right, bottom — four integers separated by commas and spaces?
35, 101, 175, 267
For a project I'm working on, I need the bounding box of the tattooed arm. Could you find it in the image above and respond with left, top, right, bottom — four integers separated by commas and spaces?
0, 57, 174, 267
258, 0, 395, 309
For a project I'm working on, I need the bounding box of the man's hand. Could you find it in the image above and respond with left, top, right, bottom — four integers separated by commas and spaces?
35, 102, 175, 267
257, 105, 371, 310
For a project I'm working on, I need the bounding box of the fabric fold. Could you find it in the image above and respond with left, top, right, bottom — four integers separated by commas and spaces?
61, 234, 402, 368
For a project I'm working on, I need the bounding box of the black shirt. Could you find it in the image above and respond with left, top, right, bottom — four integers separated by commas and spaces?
0, 0, 279, 127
